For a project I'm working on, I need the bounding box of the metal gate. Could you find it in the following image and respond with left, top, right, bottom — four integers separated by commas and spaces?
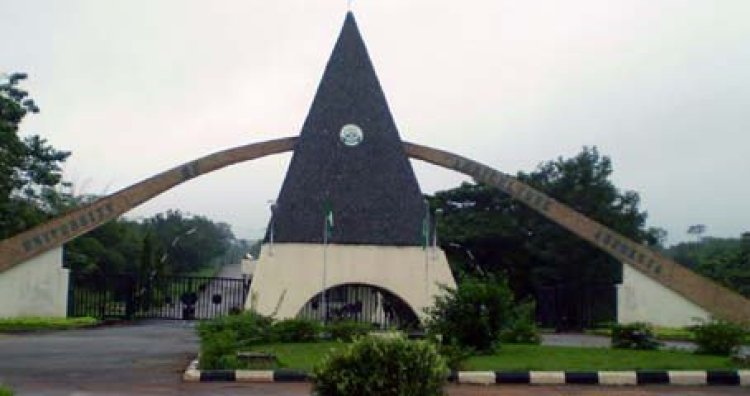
68, 272, 250, 320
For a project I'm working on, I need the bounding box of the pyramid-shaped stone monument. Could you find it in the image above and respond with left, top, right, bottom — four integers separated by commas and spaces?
246, 13, 456, 325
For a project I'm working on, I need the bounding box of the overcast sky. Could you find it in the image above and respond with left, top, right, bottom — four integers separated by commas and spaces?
2, 1, 749, 245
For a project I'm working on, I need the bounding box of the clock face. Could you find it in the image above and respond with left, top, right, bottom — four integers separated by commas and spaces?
340, 124, 364, 147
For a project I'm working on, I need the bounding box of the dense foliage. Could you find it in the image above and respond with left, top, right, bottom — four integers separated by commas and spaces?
499, 300, 541, 344
66, 209, 246, 280
312, 336, 447, 396
611, 322, 660, 350
666, 233, 750, 298
690, 319, 747, 356
425, 275, 538, 352
0, 73, 70, 239
429, 147, 663, 305
198, 311, 274, 345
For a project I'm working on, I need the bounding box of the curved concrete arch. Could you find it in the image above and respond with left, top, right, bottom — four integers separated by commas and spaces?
295, 281, 420, 324
0, 137, 297, 274
403, 142, 750, 323
1, 137, 749, 322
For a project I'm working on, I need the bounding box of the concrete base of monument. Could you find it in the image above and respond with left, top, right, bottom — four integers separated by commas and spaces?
617, 262, 711, 327
0, 246, 69, 318
245, 243, 456, 322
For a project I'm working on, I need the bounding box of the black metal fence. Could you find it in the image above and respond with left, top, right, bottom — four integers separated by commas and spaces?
535, 282, 617, 331
68, 272, 250, 320
297, 283, 420, 329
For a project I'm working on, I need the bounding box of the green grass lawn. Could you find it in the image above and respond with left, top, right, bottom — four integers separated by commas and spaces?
0, 317, 99, 333
0, 385, 13, 396
464, 344, 742, 371
248, 342, 345, 370
245, 342, 746, 372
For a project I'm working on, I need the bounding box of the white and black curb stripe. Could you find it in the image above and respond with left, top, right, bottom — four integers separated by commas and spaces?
184, 360, 750, 386
452, 370, 750, 386
183, 359, 307, 383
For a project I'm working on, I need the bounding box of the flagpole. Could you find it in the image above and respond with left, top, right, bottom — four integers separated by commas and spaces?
424, 238, 429, 300
322, 216, 328, 324
423, 200, 430, 300
269, 201, 277, 257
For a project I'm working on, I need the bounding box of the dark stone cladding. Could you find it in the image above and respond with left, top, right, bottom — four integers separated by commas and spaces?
267, 12, 427, 246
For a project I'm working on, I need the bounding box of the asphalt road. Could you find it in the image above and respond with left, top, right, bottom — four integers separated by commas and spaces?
0, 287, 745, 395
0, 320, 198, 395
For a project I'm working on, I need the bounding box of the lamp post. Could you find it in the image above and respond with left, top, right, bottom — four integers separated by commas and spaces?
160, 227, 197, 265
448, 242, 483, 275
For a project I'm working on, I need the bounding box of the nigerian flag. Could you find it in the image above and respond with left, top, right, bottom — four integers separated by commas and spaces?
324, 201, 334, 240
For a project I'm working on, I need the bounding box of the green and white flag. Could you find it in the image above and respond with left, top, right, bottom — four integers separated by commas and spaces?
422, 213, 430, 250
324, 201, 334, 240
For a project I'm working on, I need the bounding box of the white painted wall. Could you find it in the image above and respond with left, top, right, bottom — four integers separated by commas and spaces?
240, 258, 256, 278
618, 262, 710, 327
0, 247, 69, 318
246, 243, 456, 321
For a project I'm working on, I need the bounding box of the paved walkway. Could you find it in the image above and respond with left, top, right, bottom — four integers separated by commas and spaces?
0, 319, 743, 395
542, 333, 697, 351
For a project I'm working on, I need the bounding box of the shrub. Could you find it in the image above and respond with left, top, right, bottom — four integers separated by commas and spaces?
690, 319, 747, 356
197, 311, 273, 346
271, 318, 322, 342
199, 329, 239, 370
425, 275, 514, 352
500, 300, 541, 344
611, 322, 660, 350
325, 320, 372, 341
197, 312, 275, 370
0, 385, 13, 396
312, 336, 447, 396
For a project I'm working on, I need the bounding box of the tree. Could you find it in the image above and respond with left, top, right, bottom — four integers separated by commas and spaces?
64, 207, 239, 278
666, 236, 740, 270
668, 232, 750, 298
515, 146, 660, 285
687, 224, 707, 241
142, 210, 236, 274
64, 217, 144, 278
430, 146, 659, 298
0, 73, 70, 238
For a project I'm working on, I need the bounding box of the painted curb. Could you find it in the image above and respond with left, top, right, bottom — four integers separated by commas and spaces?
183, 360, 750, 386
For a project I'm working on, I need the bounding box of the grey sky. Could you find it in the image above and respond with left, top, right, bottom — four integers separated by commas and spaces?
2, 1, 749, 245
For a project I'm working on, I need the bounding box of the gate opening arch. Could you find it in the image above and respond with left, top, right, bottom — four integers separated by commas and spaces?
296, 282, 420, 329
1, 137, 749, 323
